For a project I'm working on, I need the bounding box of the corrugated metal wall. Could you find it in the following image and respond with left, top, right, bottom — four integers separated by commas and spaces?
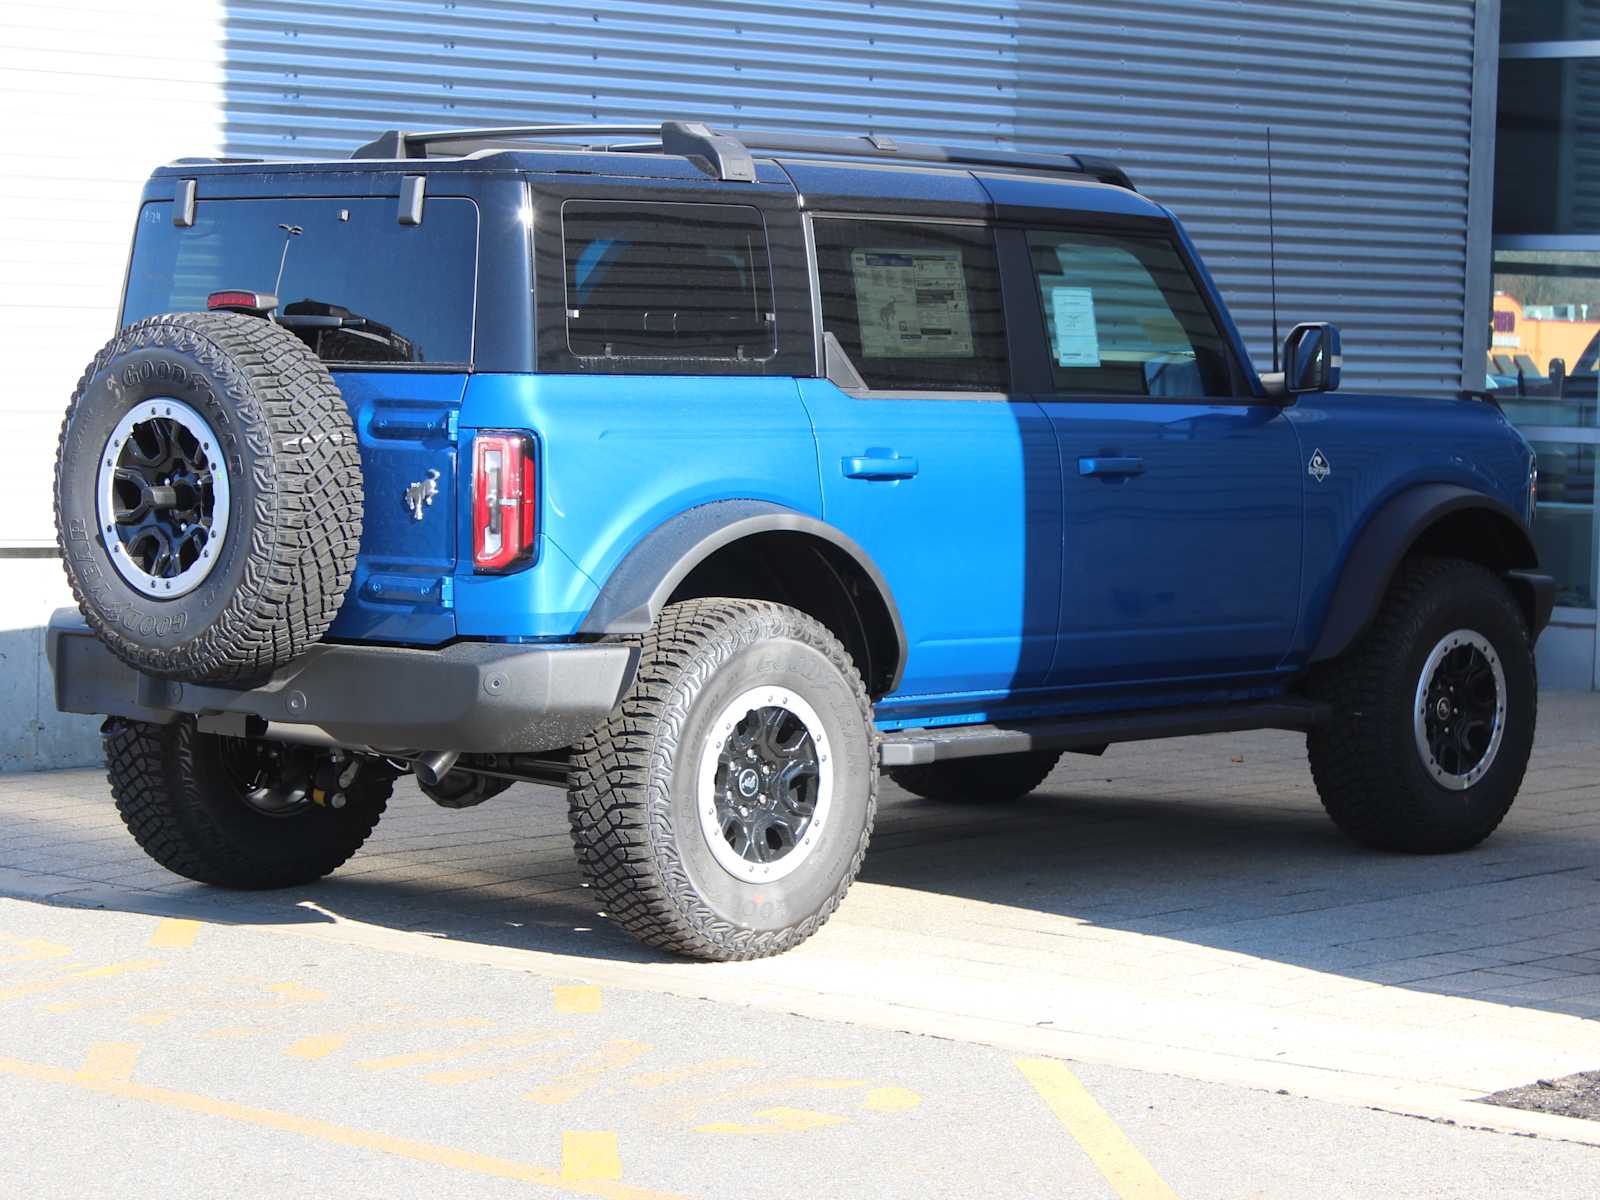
222, 0, 1486, 395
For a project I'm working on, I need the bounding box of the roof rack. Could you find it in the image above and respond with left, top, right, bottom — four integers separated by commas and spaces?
349, 122, 1136, 192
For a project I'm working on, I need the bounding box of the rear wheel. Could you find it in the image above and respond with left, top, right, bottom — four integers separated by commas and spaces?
1307, 557, 1536, 853
888, 750, 1062, 804
106, 719, 392, 888
568, 599, 876, 961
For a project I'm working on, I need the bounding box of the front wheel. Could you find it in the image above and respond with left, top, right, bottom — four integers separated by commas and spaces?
1307, 557, 1536, 853
567, 599, 876, 961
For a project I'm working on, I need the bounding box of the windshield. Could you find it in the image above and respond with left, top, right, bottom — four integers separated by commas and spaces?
122, 195, 478, 366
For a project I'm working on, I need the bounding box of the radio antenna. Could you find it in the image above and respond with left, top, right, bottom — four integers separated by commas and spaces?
1266, 126, 1281, 372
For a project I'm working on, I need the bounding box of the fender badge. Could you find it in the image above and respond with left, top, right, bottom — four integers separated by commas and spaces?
405, 469, 440, 521
1308, 449, 1332, 483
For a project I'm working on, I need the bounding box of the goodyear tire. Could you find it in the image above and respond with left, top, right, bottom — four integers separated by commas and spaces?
888, 750, 1062, 804
54, 312, 362, 683
106, 719, 392, 889
568, 599, 876, 961
1307, 557, 1536, 853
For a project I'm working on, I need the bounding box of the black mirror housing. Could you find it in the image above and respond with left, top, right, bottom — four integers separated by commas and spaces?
1284, 322, 1343, 394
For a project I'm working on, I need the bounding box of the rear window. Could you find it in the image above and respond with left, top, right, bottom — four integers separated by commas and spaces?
121, 196, 478, 366
562, 200, 776, 364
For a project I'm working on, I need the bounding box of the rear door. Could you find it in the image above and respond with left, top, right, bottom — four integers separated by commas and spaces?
799, 216, 1062, 707
1011, 224, 1304, 688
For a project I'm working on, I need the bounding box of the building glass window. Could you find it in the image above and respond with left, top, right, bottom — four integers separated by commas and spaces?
812, 218, 1009, 392
1490, 250, 1600, 427
1529, 440, 1597, 609
1495, 57, 1600, 237
1502, 0, 1600, 43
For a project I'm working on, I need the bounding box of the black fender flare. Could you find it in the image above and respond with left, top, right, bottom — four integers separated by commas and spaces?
1309, 483, 1545, 663
577, 499, 909, 688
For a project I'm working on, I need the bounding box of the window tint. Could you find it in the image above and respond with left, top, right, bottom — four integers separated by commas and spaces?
563, 201, 775, 362
122, 197, 477, 365
813, 219, 1008, 392
1026, 230, 1233, 398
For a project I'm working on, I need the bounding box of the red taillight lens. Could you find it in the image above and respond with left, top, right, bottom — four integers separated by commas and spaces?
206, 289, 277, 313
473, 432, 537, 573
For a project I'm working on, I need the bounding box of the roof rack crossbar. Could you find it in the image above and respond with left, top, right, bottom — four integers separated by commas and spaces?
349, 122, 1134, 191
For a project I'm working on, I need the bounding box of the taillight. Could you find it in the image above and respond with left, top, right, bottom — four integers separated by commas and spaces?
472, 432, 537, 572
206, 289, 278, 314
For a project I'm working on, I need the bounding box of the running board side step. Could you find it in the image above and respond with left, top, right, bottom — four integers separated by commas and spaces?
878, 699, 1330, 767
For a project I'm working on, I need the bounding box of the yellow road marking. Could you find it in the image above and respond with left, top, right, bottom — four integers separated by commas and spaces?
0, 936, 72, 966
1016, 1058, 1180, 1200
526, 1040, 652, 1105
562, 1131, 623, 1182
0, 959, 160, 1003
628, 1058, 760, 1090
265, 982, 327, 1004
0, 1052, 682, 1200
861, 1086, 921, 1113
147, 919, 201, 949
554, 985, 602, 1014
425, 1046, 572, 1086
358, 1033, 560, 1073
132, 1011, 177, 1027
694, 1106, 848, 1135
78, 1042, 142, 1082
286, 1018, 500, 1062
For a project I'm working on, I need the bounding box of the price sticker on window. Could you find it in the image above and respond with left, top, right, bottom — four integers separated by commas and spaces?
1050, 286, 1101, 367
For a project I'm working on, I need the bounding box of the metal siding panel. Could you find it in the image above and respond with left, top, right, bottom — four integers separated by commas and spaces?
222, 0, 1479, 394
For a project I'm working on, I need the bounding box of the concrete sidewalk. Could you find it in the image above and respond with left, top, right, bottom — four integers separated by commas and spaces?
3, 693, 1600, 1138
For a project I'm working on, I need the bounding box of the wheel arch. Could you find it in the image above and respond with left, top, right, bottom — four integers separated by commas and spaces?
1309, 483, 1546, 663
577, 500, 908, 696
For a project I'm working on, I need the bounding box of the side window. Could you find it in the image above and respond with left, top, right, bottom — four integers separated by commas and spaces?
813, 218, 1009, 392
1026, 230, 1234, 398
562, 201, 776, 364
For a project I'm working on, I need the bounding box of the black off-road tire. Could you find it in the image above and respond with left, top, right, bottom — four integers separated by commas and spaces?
1306, 557, 1537, 854
888, 750, 1062, 804
55, 312, 362, 683
568, 599, 877, 961
106, 719, 391, 888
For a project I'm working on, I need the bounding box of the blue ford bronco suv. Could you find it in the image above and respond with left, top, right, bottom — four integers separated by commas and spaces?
49, 121, 1554, 960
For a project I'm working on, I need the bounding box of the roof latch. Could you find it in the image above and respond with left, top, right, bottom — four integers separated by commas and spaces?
398, 175, 426, 225
174, 178, 197, 228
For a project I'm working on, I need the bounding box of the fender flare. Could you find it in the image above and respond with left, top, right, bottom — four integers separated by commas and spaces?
1308, 483, 1542, 663
577, 499, 909, 685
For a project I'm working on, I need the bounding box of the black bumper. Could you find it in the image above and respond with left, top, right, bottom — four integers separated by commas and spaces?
47, 609, 638, 754
1507, 570, 1558, 639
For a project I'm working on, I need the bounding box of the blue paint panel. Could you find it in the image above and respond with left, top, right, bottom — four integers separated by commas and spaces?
1041, 400, 1304, 684
799, 380, 1062, 701
454, 373, 821, 639
328, 371, 468, 644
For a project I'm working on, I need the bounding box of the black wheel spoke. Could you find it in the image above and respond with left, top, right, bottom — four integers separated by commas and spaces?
706, 701, 824, 870
1416, 632, 1505, 788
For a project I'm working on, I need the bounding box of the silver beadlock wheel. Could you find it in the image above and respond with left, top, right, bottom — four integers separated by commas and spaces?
695, 686, 835, 883
1412, 628, 1508, 791
95, 396, 230, 599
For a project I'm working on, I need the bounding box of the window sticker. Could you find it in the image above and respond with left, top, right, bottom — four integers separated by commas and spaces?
1048, 285, 1101, 367
850, 248, 974, 358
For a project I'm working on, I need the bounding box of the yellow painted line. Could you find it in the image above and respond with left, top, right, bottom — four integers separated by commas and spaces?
78, 1042, 142, 1082
131, 1011, 177, 1028
286, 1018, 500, 1062
526, 1040, 652, 1105
265, 982, 327, 1004
861, 1086, 921, 1113
0, 959, 160, 1003
1016, 1058, 1180, 1200
554, 985, 602, 1014
0, 1052, 683, 1200
0, 936, 72, 965
358, 1033, 560, 1073
425, 1047, 571, 1086
148, 919, 201, 949
562, 1131, 623, 1182
286, 1034, 349, 1060
694, 1106, 848, 1135
628, 1058, 760, 1090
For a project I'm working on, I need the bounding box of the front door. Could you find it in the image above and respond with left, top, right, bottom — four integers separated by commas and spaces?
800, 216, 1062, 710
1012, 225, 1304, 688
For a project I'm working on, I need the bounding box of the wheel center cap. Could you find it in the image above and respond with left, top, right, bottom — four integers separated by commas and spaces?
1435, 696, 1453, 721
737, 768, 761, 798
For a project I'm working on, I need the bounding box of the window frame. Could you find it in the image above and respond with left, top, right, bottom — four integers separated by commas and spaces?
807, 212, 1020, 399
1001, 222, 1249, 403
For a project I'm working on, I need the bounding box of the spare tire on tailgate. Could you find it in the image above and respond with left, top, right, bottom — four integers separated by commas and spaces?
54, 312, 363, 683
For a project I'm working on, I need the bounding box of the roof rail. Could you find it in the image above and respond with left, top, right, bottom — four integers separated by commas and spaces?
349, 122, 1135, 191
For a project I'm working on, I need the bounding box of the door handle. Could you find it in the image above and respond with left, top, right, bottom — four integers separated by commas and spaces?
1078, 456, 1145, 478
842, 453, 919, 481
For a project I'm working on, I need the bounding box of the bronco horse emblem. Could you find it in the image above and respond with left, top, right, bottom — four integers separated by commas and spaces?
405, 469, 440, 521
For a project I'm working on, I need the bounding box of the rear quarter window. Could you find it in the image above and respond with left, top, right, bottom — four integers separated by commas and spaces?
121, 196, 478, 366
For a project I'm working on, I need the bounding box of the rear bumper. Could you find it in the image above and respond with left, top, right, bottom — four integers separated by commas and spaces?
46, 609, 637, 754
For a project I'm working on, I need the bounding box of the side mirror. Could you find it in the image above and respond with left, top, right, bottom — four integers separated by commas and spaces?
1284, 322, 1342, 394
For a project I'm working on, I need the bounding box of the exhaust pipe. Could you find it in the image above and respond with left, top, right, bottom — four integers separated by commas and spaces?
412, 750, 461, 788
